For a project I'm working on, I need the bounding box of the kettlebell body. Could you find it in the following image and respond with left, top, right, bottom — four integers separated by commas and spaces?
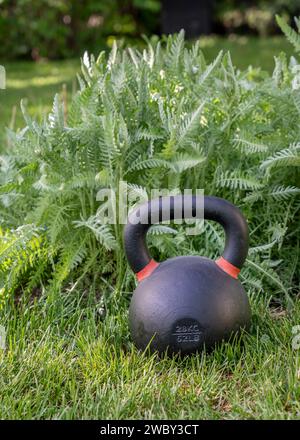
124, 195, 251, 355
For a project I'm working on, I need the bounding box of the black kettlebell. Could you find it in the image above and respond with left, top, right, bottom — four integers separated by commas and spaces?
124, 195, 251, 355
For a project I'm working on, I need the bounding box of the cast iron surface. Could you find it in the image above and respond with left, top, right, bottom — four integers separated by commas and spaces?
124, 195, 251, 355
129, 256, 250, 354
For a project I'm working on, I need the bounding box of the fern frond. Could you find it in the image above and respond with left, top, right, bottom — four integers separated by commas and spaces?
53, 233, 88, 284
128, 47, 140, 69
48, 94, 65, 129
166, 30, 185, 71
246, 258, 287, 294
0, 225, 48, 299
149, 225, 178, 235
276, 15, 300, 53
198, 51, 223, 87
268, 185, 300, 200
127, 184, 148, 203
216, 171, 264, 191
107, 40, 118, 70
261, 144, 300, 169
73, 216, 116, 250
126, 158, 173, 174
233, 134, 270, 155
248, 240, 278, 255
171, 153, 206, 172
176, 101, 206, 147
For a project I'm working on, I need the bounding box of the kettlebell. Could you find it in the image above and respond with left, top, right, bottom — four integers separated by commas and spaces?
124, 195, 251, 355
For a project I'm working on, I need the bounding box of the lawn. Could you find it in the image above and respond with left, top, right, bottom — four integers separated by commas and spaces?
0, 36, 299, 420
1, 291, 300, 419
0, 59, 79, 147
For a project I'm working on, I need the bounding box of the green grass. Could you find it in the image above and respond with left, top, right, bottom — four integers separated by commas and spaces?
198, 35, 294, 71
1, 290, 300, 419
0, 59, 79, 147
0, 36, 299, 420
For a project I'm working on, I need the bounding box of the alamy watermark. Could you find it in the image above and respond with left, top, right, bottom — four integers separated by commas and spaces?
95, 182, 204, 235
0, 65, 5, 89
0, 325, 6, 350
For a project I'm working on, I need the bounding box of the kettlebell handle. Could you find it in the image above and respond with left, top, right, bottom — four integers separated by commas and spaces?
124, 195, 248, 280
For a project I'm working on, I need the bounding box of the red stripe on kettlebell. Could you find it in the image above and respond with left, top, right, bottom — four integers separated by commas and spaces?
215, 257, 240, 279
136, 259, 160, 282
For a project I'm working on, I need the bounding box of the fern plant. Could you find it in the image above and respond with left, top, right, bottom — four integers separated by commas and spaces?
0, 28, 299, 303
276, 15, 300, 53
0, 225, 50, 308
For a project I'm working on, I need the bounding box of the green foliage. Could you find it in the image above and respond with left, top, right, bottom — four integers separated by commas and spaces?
276, 15, 300, 53
0, 0, 160, 60
0, 30, 300, 303
276, 16, 299, 52
0, 225, 49, 308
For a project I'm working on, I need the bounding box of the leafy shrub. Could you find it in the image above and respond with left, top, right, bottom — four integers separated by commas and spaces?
0, 0, 160, 60
0, 29, 299, 305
